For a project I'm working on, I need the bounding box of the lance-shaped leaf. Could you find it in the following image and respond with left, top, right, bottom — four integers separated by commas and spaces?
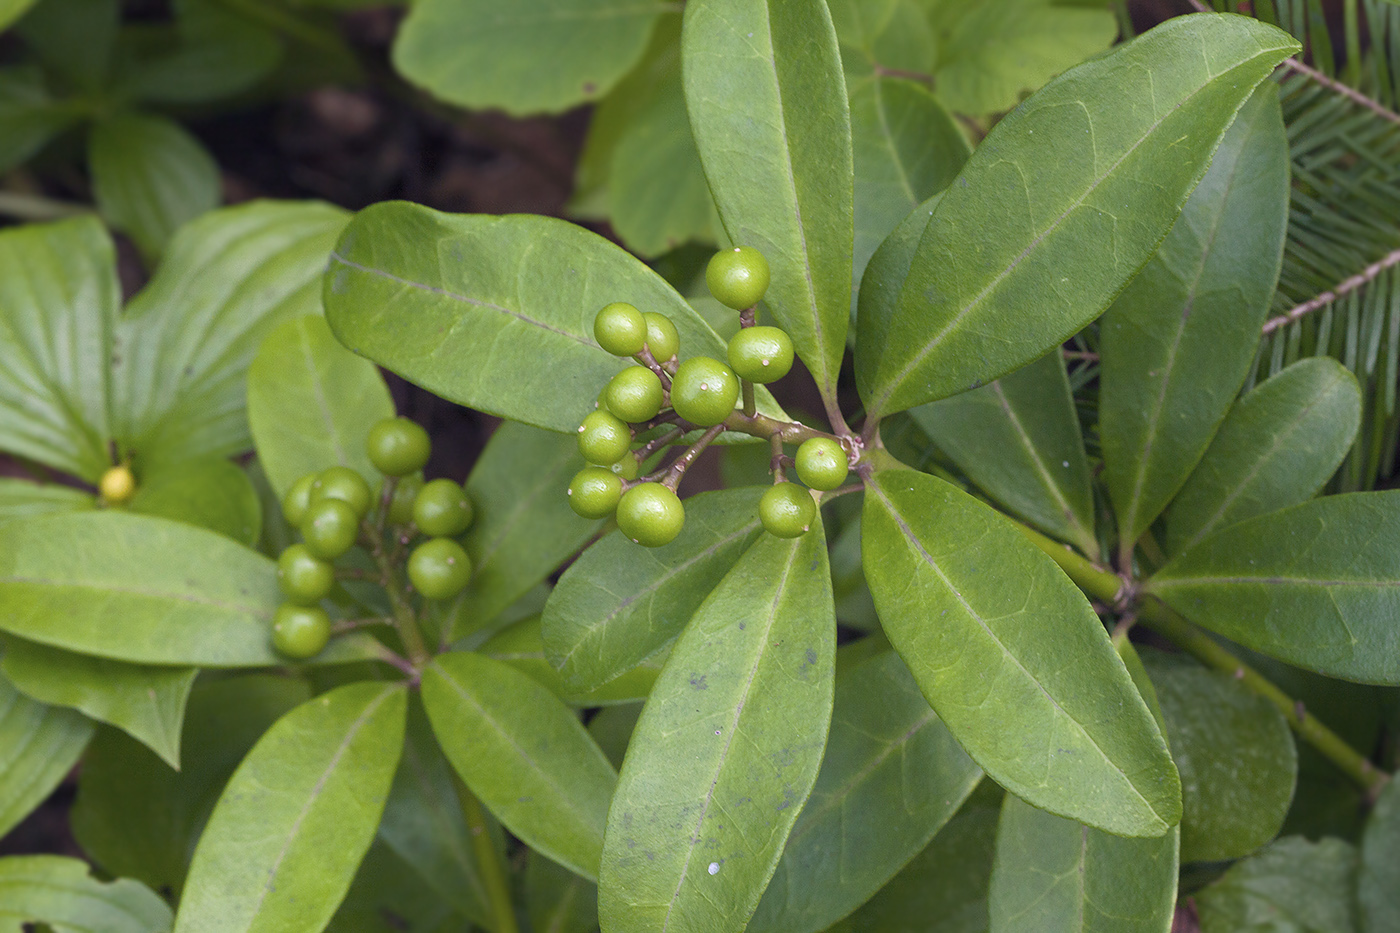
910, 351, 1098, 558
1101, 83, 1290, 551
1360, 777, 1400, 933
0, 668, 93, 837
543, 486, 765, 694
1195, 836, 1359, 932
0, 856, 173, 933
1, 637, 195, 769
324, 202, 781, 433
422, 651, 618, 881
0, 511, 384, 667
862, 469, 1180, 836
174, 682, 407, 933
598, 519, 835, 933
749, 650, 982, 933
1165, 357, 1361, 557
128, 457, 262, 547
855, 14, 1299, 418
683, 0, 853, 399
247, 314, 394, 497
481, 615, 661, 707
0, 478, 93, 522
1147, 492, 1400, 684
0, 215, 117, 481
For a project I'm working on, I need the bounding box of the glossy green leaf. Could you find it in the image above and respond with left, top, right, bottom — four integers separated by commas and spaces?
174, 682, 407, 933
71, 675, 311, 895
750, 649, 982, 933
113, 200, 348, 467
482, 615, 660, 707
683, 0, 853, 398
1147, 492, 1400, 684
0, 215, 117, 481
862, 469, 1179, 836
90, 112, 221, 260
324, 202, 780, 433
1101, 83, 1290, 549
392, 0, 664, 115
0, 479, 93, 522
1, 637, 194, 769
128, 457, 262, 546
855, 14, 1299, 418
0, 668, 93, 837
422, 651, 617, 881
0, 66, 83, 173
542, 486, 765, 694
247, 313, 394, 497
0, 511, 384, 667
1195, 836, 1358, 932
1360, 776, 1400, 932
910, 350, 1097, 557
598, 519, 835, 933
527, 851, 600, 933
1165, 357, 1361, 557
0, 855, 172, 933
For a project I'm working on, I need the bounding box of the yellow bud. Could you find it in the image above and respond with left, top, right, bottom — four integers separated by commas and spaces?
99, 465, 136, 504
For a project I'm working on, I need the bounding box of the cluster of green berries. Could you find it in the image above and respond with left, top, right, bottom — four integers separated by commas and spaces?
271, 417, 476, 659
569, 247, 850, 547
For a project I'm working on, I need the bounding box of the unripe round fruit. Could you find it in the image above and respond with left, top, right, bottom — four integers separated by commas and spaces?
642, 312, 680, 363
604, 366, 665, 423
412, 478, 474, 537
577, 410, 632, 465
595, 302, 648, 357
384, 474, 423, 526
408, 537, 473, 600
366, 417, 431, 476
311, 466, 373, 518
272, 603, 331, 659
727, 326, 794, 384
616, 483, 685, 547
795, 437, 849, 491
98, 465, 136, 504
282, 472, 318, 526
760, 483, 816, 538
670, 356, 740, 427
608, 452, 640, 481
706, 246, 771, 310
568, 467, 623, 519
301, 498, 360, 559
277, 543, 336, 604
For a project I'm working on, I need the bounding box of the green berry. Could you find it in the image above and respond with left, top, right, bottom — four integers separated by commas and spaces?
609, 452, 640, 481
759, 483, 816, 538
605, 366, 665, 423
796, 437, 849, 491
706, 246, 771, 310
595, 302, 648, 357
301, 498, 360, 559
366, 417, 431, 476
413, 478, 475, 537
642, 312, 679, 363
282, 472, 318, 526
272, 603, 331, 660
311, 466, 373, 518
568, 467, 623, 519
384, 474, 424, 526
277, 544, 336, 604
577, 410, 632, 465
670, 356, 739, 427
727, 326, 794, 384
408, 537, 473, 600
616, 483, 685, 547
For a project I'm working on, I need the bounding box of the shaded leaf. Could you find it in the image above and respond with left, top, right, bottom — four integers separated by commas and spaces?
481, 614, 660, 707
124, 0, 282, 104
0, 0, 37, 32
0, 66, 82, 173
1195, 836, 1358, 933
0, 855, 172, 933
325, 841, 469, 933
0, 668, 93, 837
1360, 776, 1400, 933
128, 456, 263, 546
0, 478, 93, 522
527, 851, 600, 933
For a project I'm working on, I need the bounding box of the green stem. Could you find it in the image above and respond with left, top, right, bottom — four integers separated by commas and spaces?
453, 777, 520, 933
1018, 523, 1391, 798
362, 521, 430, 665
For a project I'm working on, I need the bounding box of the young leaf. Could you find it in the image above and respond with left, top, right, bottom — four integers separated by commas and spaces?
174, 682, 407, 933
1, 637, 195, 769
749, 650, 982, 933
0, 669, 93, 837
1195, 836, 1359, 932
1360, 777, 1400, 933
128, 457, 263, 546
1100, 83, 1291, 551
247, 314, 394, 497
862, 469, 1180, 836
909, 351, 1098, 558
480, 615, 660, 707
683, 0, 853, 399
1165, 357, 1361, 557
1147, 492, 1400, 684
542, 486, 766, 695
421, 651, 618, 881
598, 519, 836, 933
855, 13, 1300, 418
89, 112, 221, 260
0, 478, 93, 522
0, 855, 172, 933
